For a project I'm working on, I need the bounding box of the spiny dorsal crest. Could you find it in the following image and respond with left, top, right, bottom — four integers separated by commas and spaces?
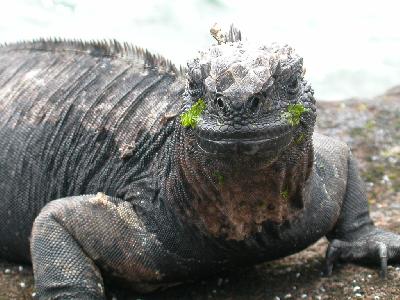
187, 30, 303, 100
210, 23, 242, 45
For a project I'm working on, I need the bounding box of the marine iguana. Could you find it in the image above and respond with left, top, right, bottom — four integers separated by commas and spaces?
0, 26, 399, 299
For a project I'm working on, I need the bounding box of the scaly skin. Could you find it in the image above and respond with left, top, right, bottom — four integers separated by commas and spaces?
0, 28, 399, 299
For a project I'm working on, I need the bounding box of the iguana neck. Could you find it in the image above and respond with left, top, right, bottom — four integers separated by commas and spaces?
174, 129, 314, 241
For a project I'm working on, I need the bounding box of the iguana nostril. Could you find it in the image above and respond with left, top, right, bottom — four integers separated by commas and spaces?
214, 97, 224, 109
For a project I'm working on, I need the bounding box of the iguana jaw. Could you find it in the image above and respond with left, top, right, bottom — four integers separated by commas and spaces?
195, 123, 294, 156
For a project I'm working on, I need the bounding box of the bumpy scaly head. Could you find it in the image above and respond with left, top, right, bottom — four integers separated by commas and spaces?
182, 26, 316, 157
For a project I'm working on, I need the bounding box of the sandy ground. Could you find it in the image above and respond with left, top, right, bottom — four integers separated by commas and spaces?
1, 87, 399, 300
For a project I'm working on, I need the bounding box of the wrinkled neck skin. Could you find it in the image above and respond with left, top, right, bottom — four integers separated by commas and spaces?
175, 126, 314, 241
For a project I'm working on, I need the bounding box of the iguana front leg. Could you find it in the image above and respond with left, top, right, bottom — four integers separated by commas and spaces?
31, 193, 165, 299
325, 153, 400, 278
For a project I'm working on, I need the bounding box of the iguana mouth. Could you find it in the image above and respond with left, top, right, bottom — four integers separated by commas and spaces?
195, 124, 294, 155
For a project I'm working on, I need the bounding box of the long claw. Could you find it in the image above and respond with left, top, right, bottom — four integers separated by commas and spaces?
325, 240, 341, 277
326, 229, 400, 278
378, 243, 388, 279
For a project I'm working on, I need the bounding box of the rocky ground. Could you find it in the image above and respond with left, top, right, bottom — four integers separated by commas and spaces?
1, 87, 399, 300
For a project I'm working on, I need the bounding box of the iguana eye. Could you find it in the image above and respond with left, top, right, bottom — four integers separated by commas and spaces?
214, 94, 224, 108
188, 81, 200, 97
287, 78, 299, 94
288, 78, 298, 89
251, 96, 260, 108
247, 94, 262, 112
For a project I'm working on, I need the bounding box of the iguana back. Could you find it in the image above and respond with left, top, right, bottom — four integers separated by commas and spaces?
0, 40, 184, 261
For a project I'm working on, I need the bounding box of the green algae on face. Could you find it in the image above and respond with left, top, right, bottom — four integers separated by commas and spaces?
213, 171, 225, 185
282, 103, 310, 126
280, 189, 289, 199
180, 98, 206, 128
294, 133, 306, 145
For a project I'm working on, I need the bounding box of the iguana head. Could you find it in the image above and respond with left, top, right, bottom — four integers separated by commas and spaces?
182, 26, 316, 159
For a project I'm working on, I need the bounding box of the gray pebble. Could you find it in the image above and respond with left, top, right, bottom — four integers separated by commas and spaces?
217, 278, 223, 286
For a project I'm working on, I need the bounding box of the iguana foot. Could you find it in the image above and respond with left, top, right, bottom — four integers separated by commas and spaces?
325, 227, 400, 278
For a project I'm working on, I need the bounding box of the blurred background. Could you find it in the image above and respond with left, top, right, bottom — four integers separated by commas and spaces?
0, 0, 399, 100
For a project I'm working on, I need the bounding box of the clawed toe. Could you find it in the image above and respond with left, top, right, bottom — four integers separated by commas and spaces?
377, 242, 388, 278
324, 238, 392, 278
324, 240, 341, 277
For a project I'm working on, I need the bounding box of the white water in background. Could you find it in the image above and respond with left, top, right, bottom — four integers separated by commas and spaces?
0, 0, 399, 100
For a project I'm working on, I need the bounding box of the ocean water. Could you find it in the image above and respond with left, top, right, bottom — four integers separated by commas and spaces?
1, 0, 399, 100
